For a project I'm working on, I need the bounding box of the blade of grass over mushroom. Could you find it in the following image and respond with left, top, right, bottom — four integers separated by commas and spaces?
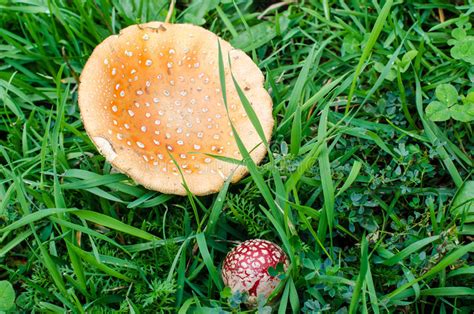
345, 0, 393, 112
72, 210, 158, 241
218, 41, 281, 223
201, 153, 244, 166
229, 65, 286, 207
230, 73, 269, 148
230, 118, 282, 222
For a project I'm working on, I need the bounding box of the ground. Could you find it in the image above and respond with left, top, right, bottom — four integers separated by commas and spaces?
0, 0, 473, 313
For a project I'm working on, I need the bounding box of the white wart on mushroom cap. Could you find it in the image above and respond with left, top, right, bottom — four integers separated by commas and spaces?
221, 239, 289, 305
78, 22, 273, 195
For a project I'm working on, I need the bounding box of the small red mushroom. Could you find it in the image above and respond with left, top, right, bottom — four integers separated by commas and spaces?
221, 239, 289, 306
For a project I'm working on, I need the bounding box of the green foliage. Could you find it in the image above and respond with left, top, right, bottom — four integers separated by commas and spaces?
0, 0, 473, 313
230, 14, 290, 52
425, 84, 474, 122
225, 192, 269, 237
374, 50, 418, 81
0, 281, 15, 312
451, 181, 474, 236
448, 18, 474, 65
138, 279, 177, 311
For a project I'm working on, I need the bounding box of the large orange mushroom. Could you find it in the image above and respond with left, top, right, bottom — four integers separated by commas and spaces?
78, 22, 273, 195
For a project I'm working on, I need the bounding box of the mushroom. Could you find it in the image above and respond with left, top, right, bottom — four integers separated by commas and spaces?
221, 239, 289, 306
78, 22, 273, 195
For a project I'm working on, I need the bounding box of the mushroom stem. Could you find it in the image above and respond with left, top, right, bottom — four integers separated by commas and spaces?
165, 0, 176, 24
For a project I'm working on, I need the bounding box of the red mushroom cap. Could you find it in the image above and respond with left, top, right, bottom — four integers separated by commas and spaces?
221, 239, 289, 305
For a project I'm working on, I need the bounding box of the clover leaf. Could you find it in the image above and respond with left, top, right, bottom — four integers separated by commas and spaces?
435, 83, 458, 106
398, 50, 418, 72
425, 84, 474, 122
374, 50, 418, 81
450, 105, 472, 122
426, 101, 450, 121
462, 91, 474, 118
342, 35, 361, 56
0, 281, 15, 311
448, 21, 474, 65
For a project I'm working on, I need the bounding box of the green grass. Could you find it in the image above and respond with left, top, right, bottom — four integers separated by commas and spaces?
1, 0, 473, 313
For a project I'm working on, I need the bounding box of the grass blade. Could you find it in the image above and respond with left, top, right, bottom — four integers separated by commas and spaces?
346, 0, 393, 112
383, 235, 440, 266
72, 210, 158, 241
349, 236, 368, 314
195, 233, 223, 290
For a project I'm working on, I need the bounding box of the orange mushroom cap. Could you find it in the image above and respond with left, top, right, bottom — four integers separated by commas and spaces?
78, 22, 273, 195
